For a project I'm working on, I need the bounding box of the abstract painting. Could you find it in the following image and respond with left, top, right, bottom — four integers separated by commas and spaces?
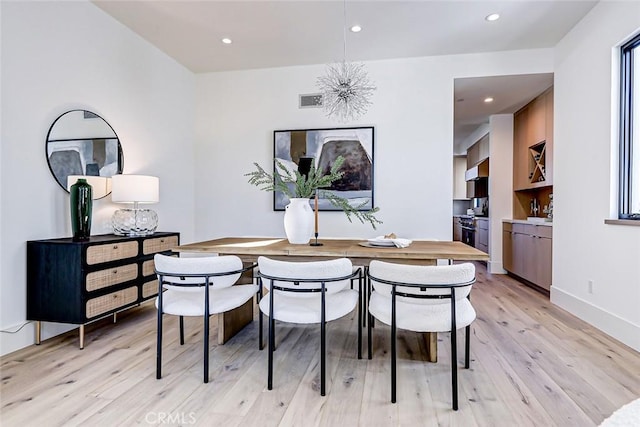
273, 126, 374, 211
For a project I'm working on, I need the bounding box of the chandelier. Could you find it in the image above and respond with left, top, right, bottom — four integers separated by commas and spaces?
317, 0, 376, 122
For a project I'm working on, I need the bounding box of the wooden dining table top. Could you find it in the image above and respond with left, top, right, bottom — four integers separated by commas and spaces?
173, 237, 489, 265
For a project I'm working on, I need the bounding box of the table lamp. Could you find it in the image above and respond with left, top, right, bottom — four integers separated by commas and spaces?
111, 174, 159, 236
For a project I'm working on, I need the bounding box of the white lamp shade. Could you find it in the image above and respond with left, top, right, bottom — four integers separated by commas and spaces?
67, 175, 112, 200
111, 175, 159, 203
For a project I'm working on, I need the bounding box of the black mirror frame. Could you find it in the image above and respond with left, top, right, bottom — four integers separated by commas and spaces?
45, 109, 124, 199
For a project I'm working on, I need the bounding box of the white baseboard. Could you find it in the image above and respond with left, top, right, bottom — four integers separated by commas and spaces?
551, 287, 640, 352
488, 260, 507, 274
0, 322, 75, 357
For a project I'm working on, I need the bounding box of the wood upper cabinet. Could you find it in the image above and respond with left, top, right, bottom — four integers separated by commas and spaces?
527, 96, 546, 146
453, 156, 468, 200
467, 141, 481, 167
513, 109, 529, 191
544, 88, 554, 185
513, 87, 554, 191
466, 134, 489, 169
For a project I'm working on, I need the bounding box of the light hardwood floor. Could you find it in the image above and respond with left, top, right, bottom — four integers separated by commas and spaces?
1, 262, 639, 426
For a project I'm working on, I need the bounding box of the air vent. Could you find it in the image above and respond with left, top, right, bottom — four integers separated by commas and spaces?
299, 93, 323, 108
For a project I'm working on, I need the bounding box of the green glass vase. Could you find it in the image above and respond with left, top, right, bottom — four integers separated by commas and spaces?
70, 178, 93, 241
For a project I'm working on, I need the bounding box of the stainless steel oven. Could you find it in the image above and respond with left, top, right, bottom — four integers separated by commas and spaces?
459, 216, 476, 247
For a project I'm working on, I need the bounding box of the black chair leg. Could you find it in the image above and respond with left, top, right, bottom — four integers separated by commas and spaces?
156, 311, 162, 379
204, 315, 209, 384
451, 327, 458, 410
179, 316, 185, 345
465, 325, 471, 369
259, 310, 263, 350
451, 288, 458, 411
391, 322, 397, 403
320, 286, 326, 396
268, 286, 275, 390
363, 267, 368, 327
367, 311, 373, 360
258, 285, 263, 350
357, 274, 362, 360
391, 287, 397, 403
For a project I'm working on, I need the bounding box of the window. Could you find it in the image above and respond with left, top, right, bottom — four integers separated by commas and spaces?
619, 32, 640, 219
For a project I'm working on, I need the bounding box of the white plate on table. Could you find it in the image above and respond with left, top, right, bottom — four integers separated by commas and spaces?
359, 242, 397, 249
366, 238, 397, 247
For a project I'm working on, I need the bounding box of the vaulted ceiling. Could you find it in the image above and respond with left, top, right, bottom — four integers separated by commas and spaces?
93, 1, 596, 149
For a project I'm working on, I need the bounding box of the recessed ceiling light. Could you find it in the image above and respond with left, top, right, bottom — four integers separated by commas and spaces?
485, 13, 500, 22
484, 97, 494, 103
350, 25, 362, 33
221, 38, 232, 44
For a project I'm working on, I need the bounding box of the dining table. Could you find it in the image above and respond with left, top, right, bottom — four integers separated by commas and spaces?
173, 237, 489, 361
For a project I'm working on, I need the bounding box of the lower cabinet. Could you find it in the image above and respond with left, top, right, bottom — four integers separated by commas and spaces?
502, 222, 552, 292
475, 218, 489, 253
27, 232, 180, 348
453, 217, 462, 241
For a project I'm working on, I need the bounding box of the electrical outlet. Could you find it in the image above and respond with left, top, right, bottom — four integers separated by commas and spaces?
588, 280, 594, 294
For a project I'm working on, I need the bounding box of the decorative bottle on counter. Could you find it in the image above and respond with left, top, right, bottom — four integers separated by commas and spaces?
70, 178, 93, 241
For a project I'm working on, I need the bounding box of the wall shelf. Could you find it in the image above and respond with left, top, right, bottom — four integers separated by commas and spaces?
528, 141, 547, 184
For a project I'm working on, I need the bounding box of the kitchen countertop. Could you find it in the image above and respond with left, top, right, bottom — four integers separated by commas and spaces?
503, 218, 553, 227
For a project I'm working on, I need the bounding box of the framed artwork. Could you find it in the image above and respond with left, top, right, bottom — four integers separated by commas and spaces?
273, 126, 374, 211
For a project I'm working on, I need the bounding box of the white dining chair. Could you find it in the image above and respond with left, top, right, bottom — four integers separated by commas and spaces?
257, 256, 362, 396
154, 254, 258, 383
367, 260, 476, 410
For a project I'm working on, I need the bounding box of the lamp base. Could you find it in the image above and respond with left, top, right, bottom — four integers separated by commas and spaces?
112, 208, 158, 237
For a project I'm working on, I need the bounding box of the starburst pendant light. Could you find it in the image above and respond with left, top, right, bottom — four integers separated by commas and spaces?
317, 0, 376, 122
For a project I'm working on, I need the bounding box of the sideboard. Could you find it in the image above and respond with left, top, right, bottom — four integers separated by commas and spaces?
27, 232, 180, 348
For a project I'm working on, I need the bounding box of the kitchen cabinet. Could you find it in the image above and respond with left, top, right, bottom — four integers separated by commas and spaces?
453, 156, 469, 200
453, 217, 462, 241
27, 232, 180, 348
544, 88, 554, 185
467, 141, 481, 167
502, 228, 514, 272
466, 134, 489, 169
513, 87, 553, 191
466, 134, 490, 199
527, 95, 546, 146
475, 218, 489, 253
502, 222, 552, 292
513, 109, 529, 191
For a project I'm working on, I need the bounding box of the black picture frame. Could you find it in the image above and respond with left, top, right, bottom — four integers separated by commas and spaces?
273, 126, 375, 211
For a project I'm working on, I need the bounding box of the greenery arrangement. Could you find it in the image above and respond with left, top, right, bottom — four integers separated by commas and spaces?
246, 156, 382, 229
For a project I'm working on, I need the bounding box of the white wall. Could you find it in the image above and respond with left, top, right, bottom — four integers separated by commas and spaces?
0, 1, 196, 356
488, 114, 514, 274
194, 50, 553, 243
553, 1, 640, 351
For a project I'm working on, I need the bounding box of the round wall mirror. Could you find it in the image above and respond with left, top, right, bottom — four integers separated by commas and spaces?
46, 110, 124, 198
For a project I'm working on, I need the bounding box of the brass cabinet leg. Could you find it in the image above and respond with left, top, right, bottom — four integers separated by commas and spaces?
424, 332, 438, 363
79, 325, 85, 350
113, 313, 117, 323
35, 321, 41, 345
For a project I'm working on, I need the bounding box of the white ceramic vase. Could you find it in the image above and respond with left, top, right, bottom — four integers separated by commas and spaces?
283, 198, 313, 244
